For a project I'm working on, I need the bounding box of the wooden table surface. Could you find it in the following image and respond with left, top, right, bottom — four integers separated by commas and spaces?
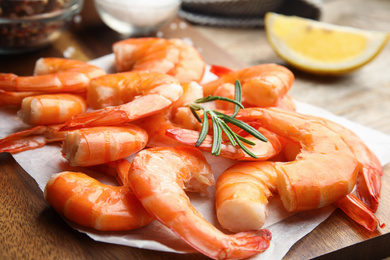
1, 0, 390, 259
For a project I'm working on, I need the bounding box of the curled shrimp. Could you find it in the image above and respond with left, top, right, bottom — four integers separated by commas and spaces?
0, 124, 65, 154
233, 107, 359, 212
61, 125, 148, 167
216, 161, 383, 233
113, 37, 206, 83
18, 94, 87, 125
44, 159, 154, 231
203, 64, 294, 107
311, 116, 382, 212
0, 58, 106, 94
128, 146, 272, 259
61, 71, 183, 130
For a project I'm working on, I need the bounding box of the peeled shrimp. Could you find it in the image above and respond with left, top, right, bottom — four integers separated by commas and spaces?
203, 64, 294, 107
18, 94, 87, 125
217, 161, 382, 233
0, 58, 106, 94
128, 146, 271, 259
44, 159, 154, 231
0, 124, 65, 154
233, 107, 359, 212
113, 37, 206, 83
62, 125, 148, 167
62, 71, 183, 130
312, 116, 382, 212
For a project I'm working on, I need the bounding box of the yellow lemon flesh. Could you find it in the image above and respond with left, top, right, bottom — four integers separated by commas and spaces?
265, 12, 389, 75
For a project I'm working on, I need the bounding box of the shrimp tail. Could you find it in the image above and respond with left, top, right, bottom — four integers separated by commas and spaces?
210, 65, 234, 77
356, 164, 382, 212
0, 73, 17, 91
334, 194, 385, 232
222, 230, 272, 259
0, 125, 65, 154
61, 107, 129, 130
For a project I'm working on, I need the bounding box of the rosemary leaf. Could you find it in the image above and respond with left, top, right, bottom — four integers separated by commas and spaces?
195, 111, 209, 147
232, 80, 242, 118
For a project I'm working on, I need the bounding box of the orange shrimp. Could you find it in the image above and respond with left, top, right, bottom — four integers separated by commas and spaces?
0, 124, 65, 154
311, 116, 383, 212
18, 94, 87, 125
0, 58, 106, 94
128, 146, 272, 259
232, 107, 359, 212
216, 161, 383, 233
44, 159, 154, 231
61, 71, 183, 130
203, 64, 294, 107
113, 37, 206, 83
61, 125, 148, 167
165, 125, 282, 161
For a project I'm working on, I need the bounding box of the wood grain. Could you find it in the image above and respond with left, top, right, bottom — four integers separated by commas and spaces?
1, 0, 390, 259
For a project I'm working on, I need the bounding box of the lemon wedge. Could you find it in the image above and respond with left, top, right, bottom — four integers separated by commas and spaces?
265, 12, 389, 75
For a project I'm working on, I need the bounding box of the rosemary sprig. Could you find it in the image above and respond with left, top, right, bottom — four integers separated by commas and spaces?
188, 80, 267, 158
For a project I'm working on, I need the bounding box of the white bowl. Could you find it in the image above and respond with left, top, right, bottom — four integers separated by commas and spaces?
94, 0, 181, 36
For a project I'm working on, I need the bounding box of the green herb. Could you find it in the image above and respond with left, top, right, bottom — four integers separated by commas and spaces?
188, 80, 267, 158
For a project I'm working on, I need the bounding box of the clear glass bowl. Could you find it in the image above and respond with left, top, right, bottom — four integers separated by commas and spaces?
94, 0, 181, 36
0, 0, 84, 54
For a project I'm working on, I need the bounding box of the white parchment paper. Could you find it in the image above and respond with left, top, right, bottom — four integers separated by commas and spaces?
2, 54, 390, 259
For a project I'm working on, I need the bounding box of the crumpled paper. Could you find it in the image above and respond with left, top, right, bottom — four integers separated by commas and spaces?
1, 53, 390, 259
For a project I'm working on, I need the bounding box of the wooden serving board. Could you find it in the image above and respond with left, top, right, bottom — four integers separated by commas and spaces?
1, 5, 390, 259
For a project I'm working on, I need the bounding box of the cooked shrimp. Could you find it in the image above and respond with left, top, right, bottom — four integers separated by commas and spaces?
0, 124, 65, 154
0, 58, 106, 93
233, 107, 359, 212
165, 124, 282, 161
203, 64, 294, 107
18, 94, 87, 125
61, 125, 148, 167
128, 146, 272, 259
0, 90, 41, 107
216, 161, 382, 233
44, 159, 154, 231
311, 116, 382, 212
113, 37, 206, 83
62, 71, 183, 130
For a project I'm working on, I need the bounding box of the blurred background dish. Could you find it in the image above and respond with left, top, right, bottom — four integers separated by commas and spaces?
93, 0, 181, 36
0, 0, 84, 54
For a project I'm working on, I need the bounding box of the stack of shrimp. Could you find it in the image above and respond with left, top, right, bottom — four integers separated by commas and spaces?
0, 37, 384, 260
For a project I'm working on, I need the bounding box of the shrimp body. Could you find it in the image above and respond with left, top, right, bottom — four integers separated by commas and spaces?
128, 147, 271, 259
44, 159, 154, 231
113, 38, 206, 83
0, 58, 106, 93
62, 71, 183, 129
18, 94, 87, 125
61, 125, 148, 167
235, 108, 359, 212
203, 64, 294, 107
216, 161, 277, 232
312, 116, 382, 212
